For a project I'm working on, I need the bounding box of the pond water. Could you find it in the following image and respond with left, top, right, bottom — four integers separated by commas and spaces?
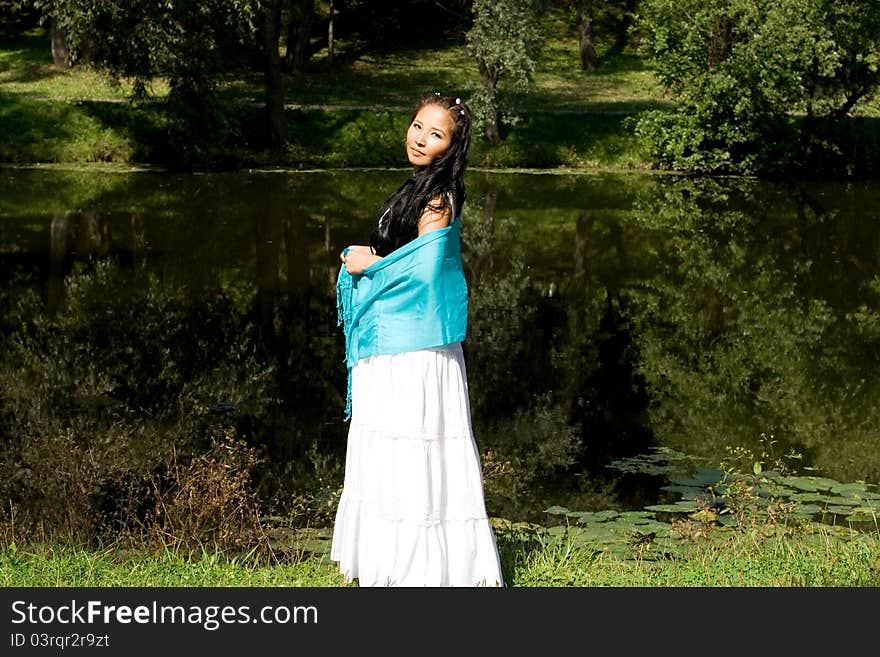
1, 166, 879, 527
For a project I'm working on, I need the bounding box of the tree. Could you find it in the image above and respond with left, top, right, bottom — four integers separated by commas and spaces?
559, 0, 640, 71
49, 12, 70, 67
634, 0, 880, 175
260, 0, 287, 153
283, 0, 315, 75
603, 0, 638, 59
574, 0, 598, 71
33, 0, 262, 162
466, 0, 546, 144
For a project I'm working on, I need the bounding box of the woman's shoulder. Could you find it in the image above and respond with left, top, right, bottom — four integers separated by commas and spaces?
419, 194, 455, 234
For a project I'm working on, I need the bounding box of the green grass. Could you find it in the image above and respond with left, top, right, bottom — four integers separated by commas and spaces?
4, 521, 878, 587
0, 29, 158, 100
1, 23, 665, 113
267, 13, 670, 114
0, 20, 664, 170
506, 528, 880, 587
0, 542, 351, 587
281, 107, 649, 170
0, 94, 138, 163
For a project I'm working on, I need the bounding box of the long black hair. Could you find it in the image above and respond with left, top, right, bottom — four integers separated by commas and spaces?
369, 93, 473, 257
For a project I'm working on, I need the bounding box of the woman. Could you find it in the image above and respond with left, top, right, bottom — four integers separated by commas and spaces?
330, 93, 504, 587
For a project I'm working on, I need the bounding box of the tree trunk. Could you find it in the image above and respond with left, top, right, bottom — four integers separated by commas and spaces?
325, 216, 336, 302
579, 13, 598, 72
707, 14, 735, 66
48, 212, 68, 313
284, 212, 311, 354
50, 16, 71, 68
327, 0, 335, 66
261, 0, 286, 153
478, 59, 501, 145
76, 212, 110, 259
484, 103, 501, 145
284, 0, 315, 75
483, 188, 497, 270
608, 0, 637, 57
255, 183, 283, 347
131, 212, 146, 270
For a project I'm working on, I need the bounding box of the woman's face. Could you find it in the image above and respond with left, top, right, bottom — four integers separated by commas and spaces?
406, 104, 454, 167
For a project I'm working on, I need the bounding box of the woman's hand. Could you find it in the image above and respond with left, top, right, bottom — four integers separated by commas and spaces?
340, 245, 382, 275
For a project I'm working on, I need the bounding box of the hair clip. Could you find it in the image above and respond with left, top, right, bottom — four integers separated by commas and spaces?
434, 91, 441, 96
455, 97, 460, 104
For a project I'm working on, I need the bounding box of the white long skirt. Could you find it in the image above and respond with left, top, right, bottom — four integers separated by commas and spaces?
330, 343, 504, 587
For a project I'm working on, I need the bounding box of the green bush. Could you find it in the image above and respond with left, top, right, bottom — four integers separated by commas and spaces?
635, 0, 880, 175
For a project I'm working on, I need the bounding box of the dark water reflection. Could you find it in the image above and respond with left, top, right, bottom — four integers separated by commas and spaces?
1, 167, 879, 526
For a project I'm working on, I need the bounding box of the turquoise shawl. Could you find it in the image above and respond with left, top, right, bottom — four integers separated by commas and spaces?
336, 218, 468, 420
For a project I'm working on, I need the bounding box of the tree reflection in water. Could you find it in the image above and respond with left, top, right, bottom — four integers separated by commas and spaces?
1, 169, 879, 544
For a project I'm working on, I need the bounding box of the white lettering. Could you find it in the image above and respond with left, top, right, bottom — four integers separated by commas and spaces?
10, 601, 26, 624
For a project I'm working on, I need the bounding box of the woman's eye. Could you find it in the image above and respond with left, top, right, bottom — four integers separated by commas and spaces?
432, 132, 441, 139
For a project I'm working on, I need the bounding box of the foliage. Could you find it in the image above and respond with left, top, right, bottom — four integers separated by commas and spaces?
30, 0, 260, 97
3, 522, 880, 585
0, 260, 277, 546
512, 521, 880, 585
634, 0, 880, 174
465, 0, 547, 142
326, 0, 471, 51
0, 542, 353, 586
139, 428, 269, 557
619, 177, 880, 483
547, 443, 880, 566
3, 167, 880, 543
559, 0, 641, 61
27, 0, 262, 165
0, 19, 670, 170
0, 95, 135, 163
0, 0, 40, 35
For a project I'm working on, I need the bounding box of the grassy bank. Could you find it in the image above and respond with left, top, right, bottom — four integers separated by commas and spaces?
3, 521, 878, 587
0, 23, 657, 170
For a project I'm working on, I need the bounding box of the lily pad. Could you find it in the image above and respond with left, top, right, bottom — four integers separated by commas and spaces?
567, 527, 621, 546
790, 492, 828, 503
661, 485, 710, 500
789, 504, 822, 516
829, 482, 871, 495
669, 468, 726, 488
562, 511, 601, 520
606, 448, 700, 476
844, 513, 879, 524
781, 476, 840, 492
645, 500, 701, 513
582, 510, 621, 522
821, 496, 862, 507
544, 506, 572, 516
607, 519, 671, 535
616, 511, 659, 523
823, 505, 857, 515
850, 505, 879, 515
829, 486, 880, 501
